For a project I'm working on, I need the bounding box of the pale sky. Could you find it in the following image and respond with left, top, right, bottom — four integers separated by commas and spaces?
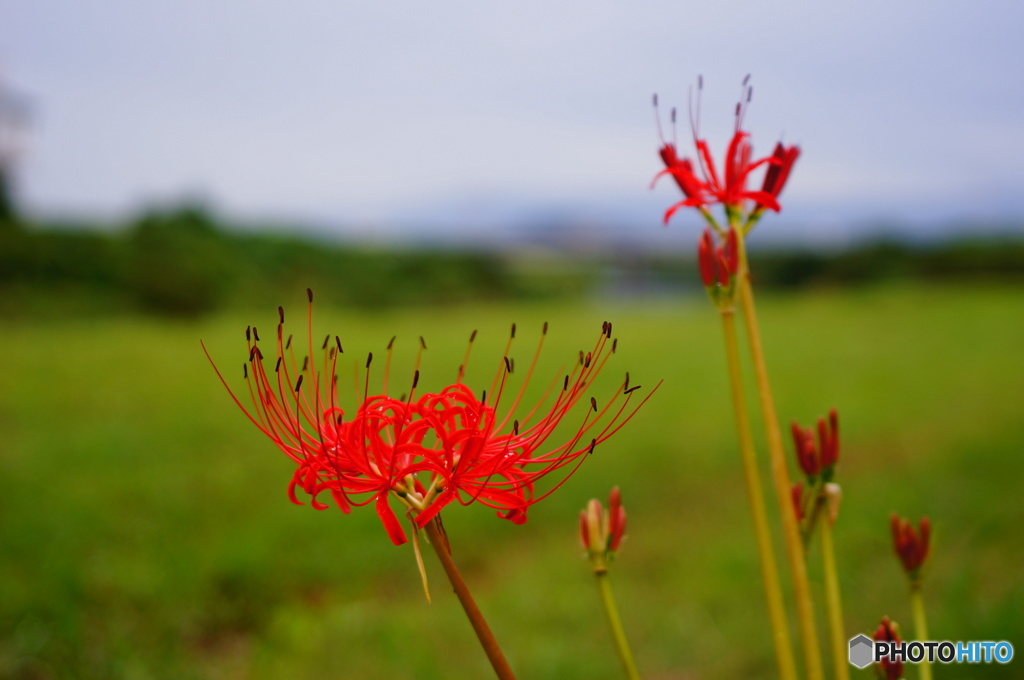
4, 1, 1024, 243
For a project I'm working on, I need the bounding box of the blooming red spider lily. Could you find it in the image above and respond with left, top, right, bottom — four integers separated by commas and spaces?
203, 291, 658, 546
652, 77, 799, 226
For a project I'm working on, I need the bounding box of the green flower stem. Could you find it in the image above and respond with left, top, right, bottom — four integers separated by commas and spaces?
721, 310, 799, 680
911, 585, 933, 680
593, 569, 642, 680
737, 272, 825, 680
424, 519, 518, 680
820, 513, 850, 680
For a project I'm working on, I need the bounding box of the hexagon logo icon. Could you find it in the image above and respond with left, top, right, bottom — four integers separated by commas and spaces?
849, 634, 874, 669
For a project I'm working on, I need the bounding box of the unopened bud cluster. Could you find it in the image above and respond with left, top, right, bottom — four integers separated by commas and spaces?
891, 514, 931, 587
697, 228, 740, 308
790, 408, 842, 532
579, 487, 627, 574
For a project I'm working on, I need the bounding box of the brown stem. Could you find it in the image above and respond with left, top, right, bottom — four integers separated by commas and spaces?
423, 518, 518, 680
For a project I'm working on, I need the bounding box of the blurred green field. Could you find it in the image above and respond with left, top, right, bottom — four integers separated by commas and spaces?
1, 282, 1022, 679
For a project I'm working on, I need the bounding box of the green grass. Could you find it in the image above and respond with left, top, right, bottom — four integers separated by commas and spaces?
1, 282, 1022, 679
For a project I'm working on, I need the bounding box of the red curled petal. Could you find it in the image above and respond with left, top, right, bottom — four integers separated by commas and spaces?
375, 493, 408, 545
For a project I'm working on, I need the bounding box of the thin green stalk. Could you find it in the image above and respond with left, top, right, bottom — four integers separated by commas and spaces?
594, 570, 642, 680
424, 519, 518, 680
721, 311, 799, 680
911, 585, 933, 680
820, 514, 850, 680
737, 275, 825, 680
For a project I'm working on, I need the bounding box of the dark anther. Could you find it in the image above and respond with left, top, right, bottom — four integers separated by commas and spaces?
584, 352, 592, 368
419, 336, 427, 350
543, 321, 549, 335
307, 288, 313, 302
335, 336, 343, 353
591, 397, 598, 412
278, 306, 284, 324
286, 334, 293, 349
295, 375, 304, 392
470, 329, 478, 342
624, 385, 642, 395
249, 347, 257, 361
510, 357, 515, 372
513, 419, 520, 434
563, 375, 569, 391
480, 389, 487, 404
510, 323, 516, 339
243, 364, 248, 379
336, 413, 343, 425
253, 327, 260, 342
412, 370, 420, 389
612, 339, 618, 353
579, 350, 585, 365
589, 439, 597, 454
246, 326, 251, 342
322, 334, 329, 350
366, 352, 373, 368
606, 322, 613, 338
624, 372, 630, 390
275, 357, 282, 373
302, 356, 309, 372
504, 356, 511, 373
388, 336, 396, 350
256, 347, 263, 360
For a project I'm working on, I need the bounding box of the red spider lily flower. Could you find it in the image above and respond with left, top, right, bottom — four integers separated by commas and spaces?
652, 78, 797, 225
891, 514, 931, 582
203, 291, 657, 546
697, 227, 739, 288
873, 617, 904, 680
790, 408, 839, 482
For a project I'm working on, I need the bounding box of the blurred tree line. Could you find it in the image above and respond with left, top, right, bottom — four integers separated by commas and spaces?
0, 206, 595, 317
1, 205, 1023, 318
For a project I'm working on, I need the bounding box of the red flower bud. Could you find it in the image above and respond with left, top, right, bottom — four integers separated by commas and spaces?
873, 617, 904, 680
697, 229, 717, 287
891, 514, 931, 581
791, 482, 805, 521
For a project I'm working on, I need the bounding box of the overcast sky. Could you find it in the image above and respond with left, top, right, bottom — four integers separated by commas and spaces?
4, 1, 1024, 242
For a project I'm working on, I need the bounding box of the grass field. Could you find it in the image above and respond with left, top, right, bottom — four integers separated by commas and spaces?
1, 282, 1022, 679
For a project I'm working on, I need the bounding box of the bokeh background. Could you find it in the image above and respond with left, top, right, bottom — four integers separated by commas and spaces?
2, 2, 1022, 679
